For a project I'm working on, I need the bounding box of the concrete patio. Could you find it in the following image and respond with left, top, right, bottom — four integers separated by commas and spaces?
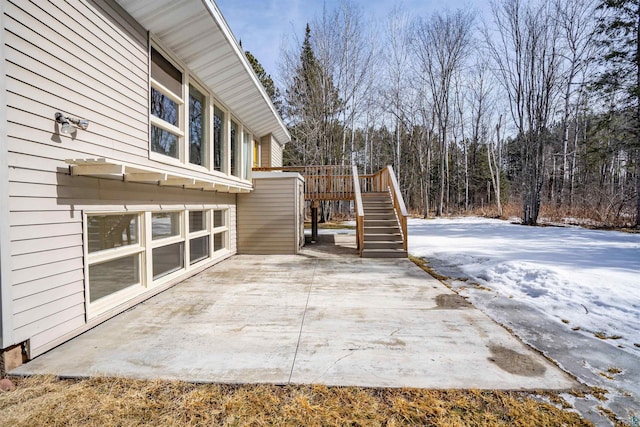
12, 235, 576, 390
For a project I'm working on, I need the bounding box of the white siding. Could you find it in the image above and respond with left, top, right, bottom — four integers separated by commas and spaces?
0, 0, 11, 349
3, 0, 240, 356
237, 175, 303, 255
271, 141, 283, 168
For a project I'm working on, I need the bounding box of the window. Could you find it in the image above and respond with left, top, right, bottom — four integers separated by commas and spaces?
213, 106, 225, 172
149, 43, 255, 181
151, 212, 185, 279
213, 209, 228, 252
253, 138, 260, 168
242, 131, 251, 180
85, 207, 232, 317
230, 120, 238, 177
189, 84, 207, 167
188, 210, 210, 265
86, 214, 143, 304
150, 47, 183, 159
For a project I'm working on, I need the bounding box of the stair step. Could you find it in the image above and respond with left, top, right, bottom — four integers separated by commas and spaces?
364, 221, 399, 227
364, 233, 403, 241
365, 213, 396, 220
364, 226, 401, 234
361, 248, 407, 258
364, 241, 404, 250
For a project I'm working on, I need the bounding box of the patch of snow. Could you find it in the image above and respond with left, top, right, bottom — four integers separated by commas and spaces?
408, 217, 640, 423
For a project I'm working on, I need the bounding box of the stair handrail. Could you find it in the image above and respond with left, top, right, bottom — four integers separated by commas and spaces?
352, 165, 365, 256
385, 165, 409, 251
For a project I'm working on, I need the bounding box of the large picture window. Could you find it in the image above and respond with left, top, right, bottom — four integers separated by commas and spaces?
85, 207, 231, 317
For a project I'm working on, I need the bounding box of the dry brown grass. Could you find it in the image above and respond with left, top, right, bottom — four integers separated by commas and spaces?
0, 376, 594, 426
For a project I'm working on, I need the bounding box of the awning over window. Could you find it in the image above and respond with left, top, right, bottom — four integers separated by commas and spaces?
65, 158, 251, 193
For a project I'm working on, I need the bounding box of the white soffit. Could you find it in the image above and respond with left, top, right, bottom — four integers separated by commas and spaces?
116, 0, 290, 146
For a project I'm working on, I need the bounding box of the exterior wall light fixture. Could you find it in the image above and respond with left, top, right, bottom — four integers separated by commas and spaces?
55, 112, 89, 135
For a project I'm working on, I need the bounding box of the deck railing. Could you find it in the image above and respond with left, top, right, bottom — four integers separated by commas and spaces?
352, 165, 365, 256
369, 166, 408, 251
253, 165, 355, 200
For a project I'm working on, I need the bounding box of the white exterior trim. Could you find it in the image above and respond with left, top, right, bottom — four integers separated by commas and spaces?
0, 0, 13, 348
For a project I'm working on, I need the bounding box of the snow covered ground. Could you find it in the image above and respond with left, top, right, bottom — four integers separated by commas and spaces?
408, 217, 640, 425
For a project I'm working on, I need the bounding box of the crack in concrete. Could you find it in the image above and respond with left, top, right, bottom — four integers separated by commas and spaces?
288, 261, 317, 383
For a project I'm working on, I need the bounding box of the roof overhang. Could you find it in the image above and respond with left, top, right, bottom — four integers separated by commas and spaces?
65, 158, 251, 193
116, 0, 290, 146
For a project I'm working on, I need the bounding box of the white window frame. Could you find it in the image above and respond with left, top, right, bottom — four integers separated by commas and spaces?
148, 211, 186, 284
187, 209, 212, 266
149, 37, 255, 183
84, 211, 146, 318
212, 209, 230, 253
150, 44, 185, 164
187, 81, 211, 171
83, 206, 232, 319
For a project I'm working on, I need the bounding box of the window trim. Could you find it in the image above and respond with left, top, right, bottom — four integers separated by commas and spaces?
84, 211, 146, 318
148, 36, 256, 183
84, 206, 232, 319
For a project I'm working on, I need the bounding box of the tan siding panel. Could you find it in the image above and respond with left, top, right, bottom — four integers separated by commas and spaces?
14, 305, 86, 350
6, 1, 147, 86
12, 235, 82, 256
7, 122, 148, 164
12, 246, 83, 271
13, 282, 84, 314
6, 83, 148, 145
9, 210, 81, 227
12, 258, 84, 287
4, 30, 146, 110
14, 293, 85, 329
271, 143, 283, 167
6, 71, 147, 138
10, 223, 81, 242
238, 177, 298, 254
27, 313, 86, 357
13, 270, 84, 300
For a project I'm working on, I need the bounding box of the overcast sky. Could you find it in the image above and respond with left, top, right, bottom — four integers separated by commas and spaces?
215, 0, 488, 79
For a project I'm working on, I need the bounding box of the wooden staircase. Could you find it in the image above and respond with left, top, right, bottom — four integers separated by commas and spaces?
361, 192, 407, 258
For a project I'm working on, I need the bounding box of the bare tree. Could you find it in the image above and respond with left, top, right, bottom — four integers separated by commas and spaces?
555, 0, 597, 207
485, 0, 562, 225
413, 9, 475, 216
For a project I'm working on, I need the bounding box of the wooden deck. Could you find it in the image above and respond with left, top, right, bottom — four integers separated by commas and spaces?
253, 165, 409, 257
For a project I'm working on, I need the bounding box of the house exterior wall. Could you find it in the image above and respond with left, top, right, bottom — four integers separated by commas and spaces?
0, 0, 11, 350
237, 173, 304, 255
271, 140, 284, 168
259, 134, 284, 168
2, 0, 253, 358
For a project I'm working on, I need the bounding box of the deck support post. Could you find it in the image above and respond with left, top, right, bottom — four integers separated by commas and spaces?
311, 200, 319, 243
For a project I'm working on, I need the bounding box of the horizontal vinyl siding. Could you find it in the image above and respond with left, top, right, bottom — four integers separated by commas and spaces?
3, 0, 240, 355
238, 178, 297, 254
271, 143, 283, 168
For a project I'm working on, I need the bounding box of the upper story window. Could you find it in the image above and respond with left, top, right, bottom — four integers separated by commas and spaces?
213, 106, 225, 173
230, 120, 238, 177
150, 47, 183, 159
149, 42, 256, 181
189, 84, 207, 167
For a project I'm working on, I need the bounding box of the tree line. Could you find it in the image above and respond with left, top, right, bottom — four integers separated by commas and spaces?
248, 0, 639, 227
